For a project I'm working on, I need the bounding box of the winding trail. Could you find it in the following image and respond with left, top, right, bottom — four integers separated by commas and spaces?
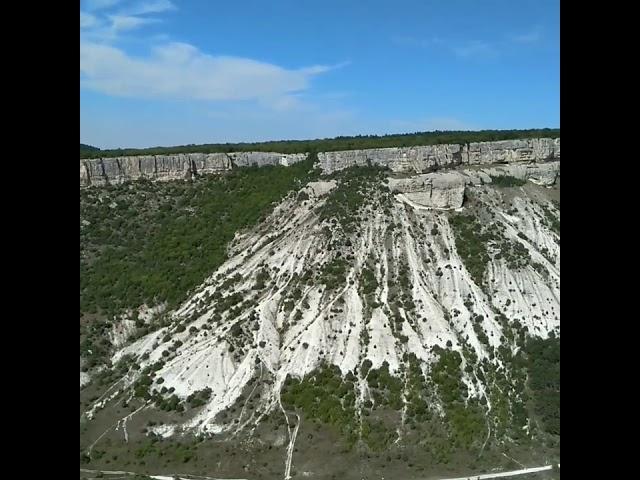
87, 403, 148, 456
80, 468, 247, 480
478, 392, 492, 458
276, 389, 300, 480
116, 403, 147, 443
434, 464, 559, 480
284, 412, 300, 480
501, 453, 525, 468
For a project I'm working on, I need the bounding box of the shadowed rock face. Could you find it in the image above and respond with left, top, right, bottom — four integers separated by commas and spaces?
80, 138, 559, 187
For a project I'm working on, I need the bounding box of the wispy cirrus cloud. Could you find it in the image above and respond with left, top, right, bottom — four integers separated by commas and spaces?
393, 35, 499, 60
391, 35, 444, 48
107, 14, 159, 32
119, 0, 175, 16
453, 40, 499, 59
81, 0, 174, 37
393, 28, 543, 60
510, 26, 543, 44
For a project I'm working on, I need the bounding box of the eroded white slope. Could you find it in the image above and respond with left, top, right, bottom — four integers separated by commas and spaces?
105, 177, 559, 437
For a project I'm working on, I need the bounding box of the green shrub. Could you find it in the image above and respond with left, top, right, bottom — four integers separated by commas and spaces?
489, 175, 527, 187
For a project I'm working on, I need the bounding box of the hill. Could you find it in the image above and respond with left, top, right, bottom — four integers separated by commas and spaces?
80, 147, 560, 479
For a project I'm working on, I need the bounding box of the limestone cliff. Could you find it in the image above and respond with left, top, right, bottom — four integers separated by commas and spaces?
80, 152, 307, 187
318, 137, 559, 174
80, 137, 559, 187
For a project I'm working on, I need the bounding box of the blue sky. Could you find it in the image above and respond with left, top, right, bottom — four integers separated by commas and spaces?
80, 0, 560, 149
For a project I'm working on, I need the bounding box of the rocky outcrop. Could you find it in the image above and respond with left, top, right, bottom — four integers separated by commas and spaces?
387, 161, 560, 210
388, 172, 467, 210
479, 162, 560, 187
302, 180, 337, 197
80, 138, 559, 187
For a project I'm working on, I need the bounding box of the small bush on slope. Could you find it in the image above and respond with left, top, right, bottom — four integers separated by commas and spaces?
319, 164, 391, 233
449, 214, 491, 286
281, 363, 359, 446
489, 175, 527, 187
431, 346, 487, 450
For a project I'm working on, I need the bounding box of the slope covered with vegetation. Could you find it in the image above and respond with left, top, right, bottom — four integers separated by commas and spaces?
80, 156, 318, 317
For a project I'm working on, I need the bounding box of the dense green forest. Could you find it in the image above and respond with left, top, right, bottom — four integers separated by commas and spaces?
80, 156, 318, 317
79, 128, 559, 159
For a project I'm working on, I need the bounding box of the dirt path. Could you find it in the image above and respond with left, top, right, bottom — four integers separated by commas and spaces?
284, 412, 300, 480
434, 463, 559, 480
87, 403, 148, 456
80, 468, 247, 480
276, 389, 300, 480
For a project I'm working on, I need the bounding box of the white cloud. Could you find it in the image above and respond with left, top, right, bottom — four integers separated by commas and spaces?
80, 0, 351, 146
80, 12, 99, 29
453, 41, 498, 59
81, 1, 174, 38
108, 14, 159, 32
84, 0, 123, 11
80, 41, 337, 104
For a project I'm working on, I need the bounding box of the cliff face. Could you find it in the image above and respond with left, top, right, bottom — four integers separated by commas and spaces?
80, 138, 559, 186
80, 152, 307, 187
318, 137, 560, 174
